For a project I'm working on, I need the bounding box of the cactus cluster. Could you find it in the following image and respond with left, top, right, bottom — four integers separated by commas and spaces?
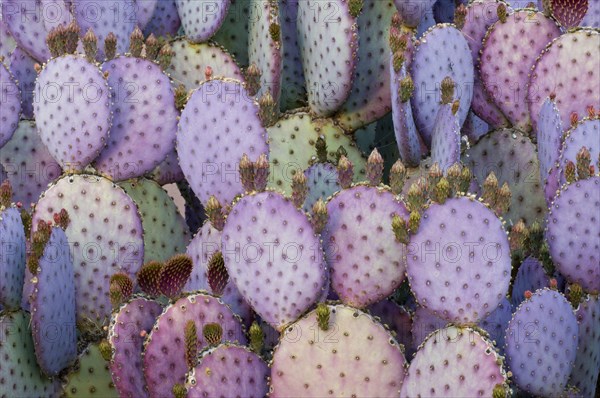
0, 0, 599, 397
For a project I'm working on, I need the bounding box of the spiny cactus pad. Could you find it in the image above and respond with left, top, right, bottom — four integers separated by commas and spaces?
212, 0, 250, 66
407, 196, 511, 323
402, 325, 508, 397
465, 128, 547, 224
73, 0, 136, 60
558, 117, 600, 184
511, 256, 551, 307
461, 0, 510, 127
108, 297, 163, 398
0, 61, 20, 147
177, 78, 269, 206
537, 96, 564, 184
63, 343, 118, 397
297, 0, 359, 116
335, 0, 395, 130
185, 343, 269, 397
8, 46, 36, 119
391, 63, 425, 167
528, 28, 600, 134
570, 294, 600, 397
505, 288, 579, 396
431, 102, 461, 171
143, 0, 181, 36
410, 305, 448, 354
278, 0, 305, 110
303, 162, 340, 212
0, 207, 26, 309
184, 222, 252, 324
0, 16, 16, 60
150, 147, 185, 185
480, 10, 561, 132
267, 112, 366, 194
29, 226, 77, 376
133, 0, 158, 29
393, 0, 437, 28
411, 24, 473, 146
2, 0, 52, 61
118, 178, 189, 263
0, 120, 61, 210
248, 0, 282, 103
323, 185, 409, 308
367, 299, 412, 358
32, 174, 144, 324
270, 304, 407, 397
477, 296, 512, 353
176, 0, 230, 43
34, 55, 112, 171
222, 191, 327, 330
143, 292, 247, 398
167, 38, 243, 91
546, 176, 600, 293
93, 56, 178, 180
0, 311, 61, 397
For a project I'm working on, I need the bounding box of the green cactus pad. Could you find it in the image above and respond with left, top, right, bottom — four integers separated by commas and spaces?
63, 343, 118, 398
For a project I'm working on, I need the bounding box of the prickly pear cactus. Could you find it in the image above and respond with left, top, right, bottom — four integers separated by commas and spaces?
212, 0, 250, 66
267, 111, 366, 194
270, 304, 407, 397
63, 343, 119, 398
118, 178, 190, 263
297, 0, 359, 116
323, 185, 409, 308
0, 310, 61, 397
537, 96, 564, 183
407, 196, 511, 323
29, 226, 77, 376
143, 292, 247, 398
511, 256, 551, 307
185, 343, 269, 397
177, 78, 269, 206
402, 325, 509, 397
303, 162, 340, 212
480, 9, 561, 132
431, 96, 461, 171
0, 61, 21, 147
0, 205, 25, 310
184, 222, 252, 324
528, 28, 600, 134
176, 0, 230, 43
393, 0, 436, 27
505, 288, 579, 396
557, 116, 599, 184
410, 305, 448, 353
367, 299, 413, 358
477, 296, 512, 353
222, 191, 327, 330
465, 128, 547, 224
570, 294, 600, 397
167, 38, 243, 91
411, 24, 473, 146
8, 46, 36, 119
2, 0, 52, 61
34, 54, 112, 171
32, 174, 144, 325
546, 176, 600, 293
0, 16, 17, 61
143, 0, 181, 36
108, 297, 163, 398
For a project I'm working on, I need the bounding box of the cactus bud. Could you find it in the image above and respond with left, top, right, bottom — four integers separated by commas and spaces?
392, 50, 405, 72
0, 180, 12, 208
53, 208, 70, 230
83, 28, 98, 62
509, 219, 529, 252
104, 32, 117, 60
392, 214, 409, 244
407, 181, 426, 212
390, 160, 407, 195
408, 210, 421, 232
137, 261, 163, 297
567, 283, 584, 308
497, 4, 508, 23
440, 76, 455, 104
400, 76, 414, 103
206, 195, 226, 231
65, 21, 80, 54
98, 339, 113, 361
203, 323, 223, 346
172, 384, 187, 398
366, 148, 384, 186
549, 278, 558, 290
291, 172, 308, 208
446, 162, 462, 194
482, 172, 499, 206
174, 84, 189, 111
576, 146, 591, 180
570, 112, 578, 127
244, 63, 261, 97
337, 155, 354, 189
495, 182, 511, 215
109, 272, 133, 308
157, 43, 173, 70
207, 252, 228, 296
249, 321, 264, 354
315, 136, 328, 163
145, 33, 160, 60
454, 4, 467, 29
159, 254, 194, 298
433, 177, 451, 204
451, 99, 460, 115
27, 255, 39, 276
184, 320, 198, 369
348, 0, 363, 18
311, 198, 328, 234
316, 303, 330, 331
20, 209, 32, 239
129, 26, 144, 57
524, 290, 533, 299
428, 163, 443, 188
492, 384, 507, 398
239, 154, 255, 192
254, 154, 270, 192
258, 91, 279, 127
335, 145, 348, 164
46, 25, 66, 58
565, 161, 577, 183
204, 65, 213, 81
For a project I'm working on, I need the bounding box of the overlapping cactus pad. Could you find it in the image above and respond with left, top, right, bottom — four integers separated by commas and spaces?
1, 0, 599, 396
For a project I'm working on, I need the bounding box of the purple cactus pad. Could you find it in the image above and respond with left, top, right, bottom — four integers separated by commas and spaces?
511, 256, 551, 307
8, 46, 36, 119
0, 61, 21, 147
176, 0, 230, 43
431, 104, 461, 171
537, 96, 564, 183
570, 295, 600, 397
0, 207, 26, 309
558, 117, 600, 185
2, 0, 52, 61
303, 162, 340, 213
